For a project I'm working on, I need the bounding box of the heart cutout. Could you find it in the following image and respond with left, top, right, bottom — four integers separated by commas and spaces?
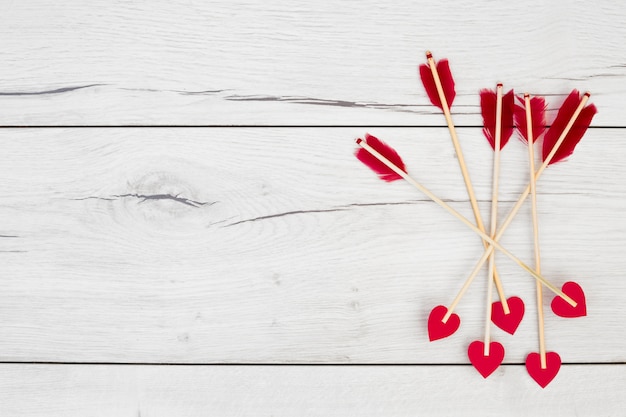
491, 296, 525, 335
468, 341, 505, 378
551, 281, 587, 318
525, 352, 561, 388
427, 305, 460, 341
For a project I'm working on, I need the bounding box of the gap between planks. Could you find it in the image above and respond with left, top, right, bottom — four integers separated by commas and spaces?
0, 362, 623, 366
0, 125, 620, 129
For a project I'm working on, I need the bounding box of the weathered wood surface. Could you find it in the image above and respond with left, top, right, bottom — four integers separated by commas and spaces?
0, 0, 624, 126
1, 0, 625, 413
1, 365, 625, 416
1, 128, 623, 363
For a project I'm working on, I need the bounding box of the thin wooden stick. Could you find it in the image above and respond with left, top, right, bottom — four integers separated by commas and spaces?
484, 84, 503, 356
355, 138, 574, 308
525, 93, 547, 369
426, 51, 509, 314
444, 93, 591, 319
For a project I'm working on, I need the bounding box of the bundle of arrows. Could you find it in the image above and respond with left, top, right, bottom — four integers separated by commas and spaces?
354, 51, 597, 388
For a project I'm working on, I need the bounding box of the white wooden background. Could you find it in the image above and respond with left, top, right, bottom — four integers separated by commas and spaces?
1, 0, 625, 415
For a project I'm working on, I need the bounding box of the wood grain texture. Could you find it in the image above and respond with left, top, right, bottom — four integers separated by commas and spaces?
1, 0, 624, 409
0, 0, 623, 125
1, 127, 624, 363
1, 365, 625, 416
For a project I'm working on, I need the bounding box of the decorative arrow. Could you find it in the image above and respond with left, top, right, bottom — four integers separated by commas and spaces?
354, 133, 576, 344
532, 90, 593, 319
468, 84, 511, 376
479, 84, 524, 338
516, 92, 562, 387
420, 52, 510, 314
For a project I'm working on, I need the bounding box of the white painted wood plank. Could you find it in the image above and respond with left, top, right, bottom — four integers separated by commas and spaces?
0, 127, 623, 363
1, 365, 624, 416
0, 0, 623, 125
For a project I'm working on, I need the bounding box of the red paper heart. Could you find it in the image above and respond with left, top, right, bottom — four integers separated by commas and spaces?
551, 281, 587, 318
525, 352, 561, 388
427, 305, 460, 341
491, 296, 525, 335
468, 341, 505, 378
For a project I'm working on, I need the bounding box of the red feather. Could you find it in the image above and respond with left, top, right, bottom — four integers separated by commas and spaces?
514, 95, 547, 144
479, 87, 515, 150
542, 90, 597, 165
419, 58, 456, 110
355, 134, 406, 182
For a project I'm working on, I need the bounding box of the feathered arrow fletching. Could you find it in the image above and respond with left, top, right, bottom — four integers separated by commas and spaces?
542, 90, 597, 164
514, 95, 547, 144
480, 87, 515, 150
419, 57, 456, 110
355, 134, 406, 182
